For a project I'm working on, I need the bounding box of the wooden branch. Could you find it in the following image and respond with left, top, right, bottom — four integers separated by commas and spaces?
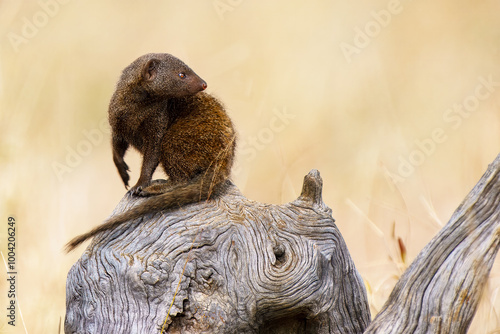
65, 154, 500, 333
365, 153, 500, 333
65, 170, 371, 333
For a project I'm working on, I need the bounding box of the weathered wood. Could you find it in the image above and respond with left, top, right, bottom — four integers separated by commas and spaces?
66, 154, 500, 333
365, 153, 500, 333
65, 170, 371, 333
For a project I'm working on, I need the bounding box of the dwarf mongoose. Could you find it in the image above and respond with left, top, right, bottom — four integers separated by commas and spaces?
66, 53, 236, 251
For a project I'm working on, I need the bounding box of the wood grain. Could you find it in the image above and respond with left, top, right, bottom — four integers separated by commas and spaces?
65, 170, 370, 333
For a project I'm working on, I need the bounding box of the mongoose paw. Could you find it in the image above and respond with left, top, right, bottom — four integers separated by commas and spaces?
128, 184, 155, 197
126, 185, 140, 196
131, 181, 171, 197
133, 186, 156, 197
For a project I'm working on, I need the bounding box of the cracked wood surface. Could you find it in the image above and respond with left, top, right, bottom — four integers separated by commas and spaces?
66, 154, 500, 333
65, 170, 370, 333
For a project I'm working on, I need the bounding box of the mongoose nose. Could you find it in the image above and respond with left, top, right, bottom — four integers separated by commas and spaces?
201, 82, 207, 90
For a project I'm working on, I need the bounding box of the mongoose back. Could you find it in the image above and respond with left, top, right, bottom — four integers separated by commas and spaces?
66, 53, 236, 252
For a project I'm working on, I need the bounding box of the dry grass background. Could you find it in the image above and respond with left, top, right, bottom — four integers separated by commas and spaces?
0, 0, 499, 333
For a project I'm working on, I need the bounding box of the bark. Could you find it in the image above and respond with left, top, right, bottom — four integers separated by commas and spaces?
65, 170, 370, 334
66, 153, 500, 333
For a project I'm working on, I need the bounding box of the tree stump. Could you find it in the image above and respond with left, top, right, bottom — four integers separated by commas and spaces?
66, 154, 500, 333
65, 170, 371, 333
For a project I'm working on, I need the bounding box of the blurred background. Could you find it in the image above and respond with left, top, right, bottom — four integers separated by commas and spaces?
1, 0, 499, 332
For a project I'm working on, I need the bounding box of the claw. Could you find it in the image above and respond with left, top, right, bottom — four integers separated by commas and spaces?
136, 187, 155, 197
127, 185, 152, 197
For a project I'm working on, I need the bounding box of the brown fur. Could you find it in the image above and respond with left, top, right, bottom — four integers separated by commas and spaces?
65, 53, 236, 252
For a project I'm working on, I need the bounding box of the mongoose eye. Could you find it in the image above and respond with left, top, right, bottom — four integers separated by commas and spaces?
178, 73, 186, 79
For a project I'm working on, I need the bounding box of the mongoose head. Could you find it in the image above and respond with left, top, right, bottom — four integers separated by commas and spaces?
121, 53, 207, 99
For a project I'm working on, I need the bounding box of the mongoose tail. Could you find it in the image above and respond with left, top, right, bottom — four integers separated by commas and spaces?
65, 170, 230, 252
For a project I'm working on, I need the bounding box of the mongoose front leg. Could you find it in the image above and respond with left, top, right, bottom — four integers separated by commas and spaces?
112, 135, 130, 188
129, 142, 161, 195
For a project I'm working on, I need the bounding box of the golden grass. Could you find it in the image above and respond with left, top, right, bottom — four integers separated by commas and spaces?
1, 0, 499, 332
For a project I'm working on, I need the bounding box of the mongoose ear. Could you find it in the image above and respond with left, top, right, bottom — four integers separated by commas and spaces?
143, 59, 160, 81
